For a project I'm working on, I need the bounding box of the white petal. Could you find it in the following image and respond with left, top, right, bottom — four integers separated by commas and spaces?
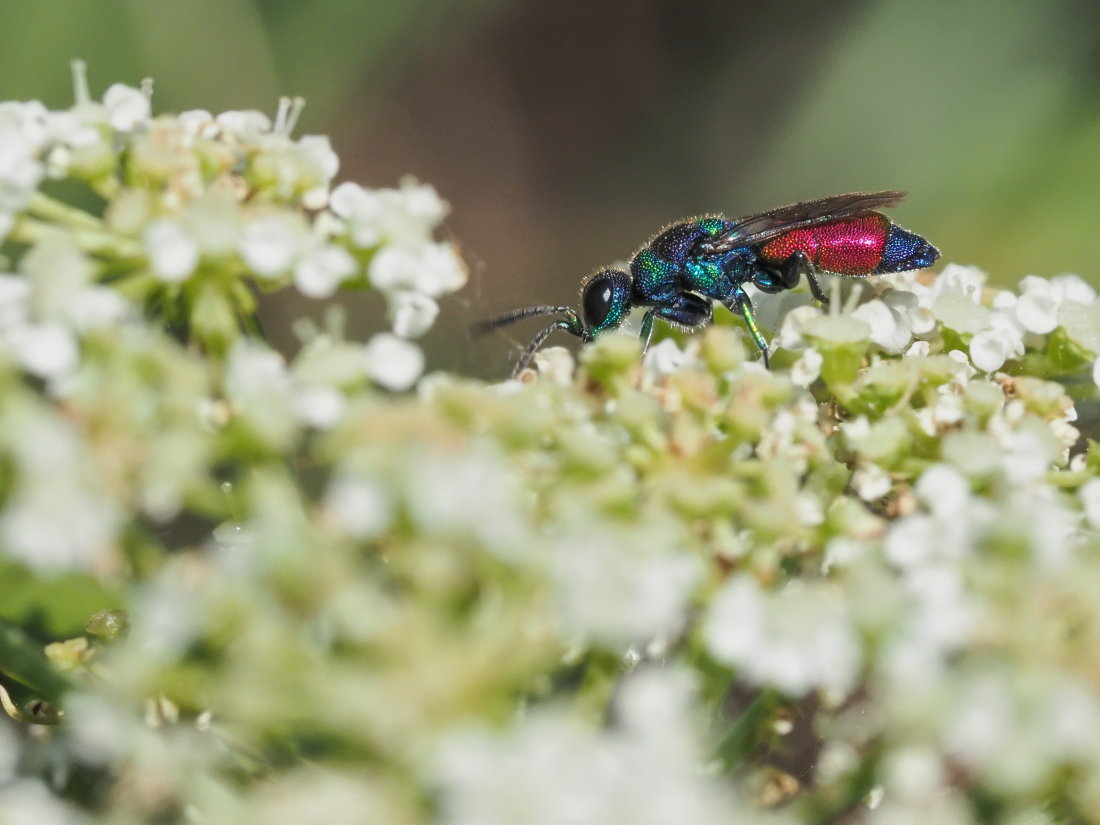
790, 347, 822, 387
145, 219, 199, 283
102, 84, 150, 131
330, 182, 382, 247
415, 243, 467, 296
363, 332, 424, 391
853, 463, 892, 501
387, 290, 439, 338
325, 477, 393, 539
68, 286, 131, 330
367, 246, 419, 292
293, 385, 346, 428
776, 304, 823, 349
400, 181, 448, 224
239, 215, 303, 277
215, 110, 272, 140
177, 109, 217, 138
644, 338, 690, 375
293, 244, 357, 299
10, 322, 79, 378
937, 263, 987, 300
296, 134, 339, 180
915, 464, 970, 517
969, 330, 1008, 372
1015, 289, 1059, 334
225, 340, 290, 400
852, 298, 911, 352
0, 273, 30, 326
1051, 273, 1096, 305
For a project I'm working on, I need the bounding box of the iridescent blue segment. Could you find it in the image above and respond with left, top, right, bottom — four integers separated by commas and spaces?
875, 225, 940, 274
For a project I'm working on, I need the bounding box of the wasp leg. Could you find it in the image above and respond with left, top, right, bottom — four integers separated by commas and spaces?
639, 309, 656, 357
782, 252, 829, 306
657, 294, 713, 328
725, 289, 770, 369
639, 295, 712, 356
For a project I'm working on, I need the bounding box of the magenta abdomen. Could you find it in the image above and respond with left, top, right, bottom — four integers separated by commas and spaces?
760, 213, 890, 276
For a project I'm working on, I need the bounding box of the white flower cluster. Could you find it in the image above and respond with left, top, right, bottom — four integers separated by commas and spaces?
705, 574, 861, 698
0, 404, 119, 572
0, 62, 465, 392
435, 670, 762, 825
918, 265, 1095, 372
546, 522, 701, 647
775, 263, 1100, 376
0, 237, 131, 383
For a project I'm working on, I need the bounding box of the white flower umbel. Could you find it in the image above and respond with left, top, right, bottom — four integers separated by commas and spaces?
705, 574, 861, 698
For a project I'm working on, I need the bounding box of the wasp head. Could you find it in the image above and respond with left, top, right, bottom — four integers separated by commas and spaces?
580, 269, 632, 336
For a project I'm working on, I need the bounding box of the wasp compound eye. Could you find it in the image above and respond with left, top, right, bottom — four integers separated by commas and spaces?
581, 269, 632, 335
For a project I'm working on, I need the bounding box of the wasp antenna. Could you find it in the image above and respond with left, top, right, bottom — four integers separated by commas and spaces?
513, 319, 582, 377
469, 305, 576, 338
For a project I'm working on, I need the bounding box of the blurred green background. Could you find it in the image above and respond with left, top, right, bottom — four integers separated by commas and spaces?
3, 0, 1098, 375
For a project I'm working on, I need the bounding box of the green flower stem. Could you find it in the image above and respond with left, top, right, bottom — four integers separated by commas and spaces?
111, 270, 159, 301
90, 174, 123, 202
27, 191, 105, 232
12, 215, 144, 259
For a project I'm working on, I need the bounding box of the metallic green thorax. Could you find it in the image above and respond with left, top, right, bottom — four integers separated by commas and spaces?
629, 218, 745, 306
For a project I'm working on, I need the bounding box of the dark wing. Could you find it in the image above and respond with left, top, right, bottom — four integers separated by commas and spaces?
696, 190, 906, 255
